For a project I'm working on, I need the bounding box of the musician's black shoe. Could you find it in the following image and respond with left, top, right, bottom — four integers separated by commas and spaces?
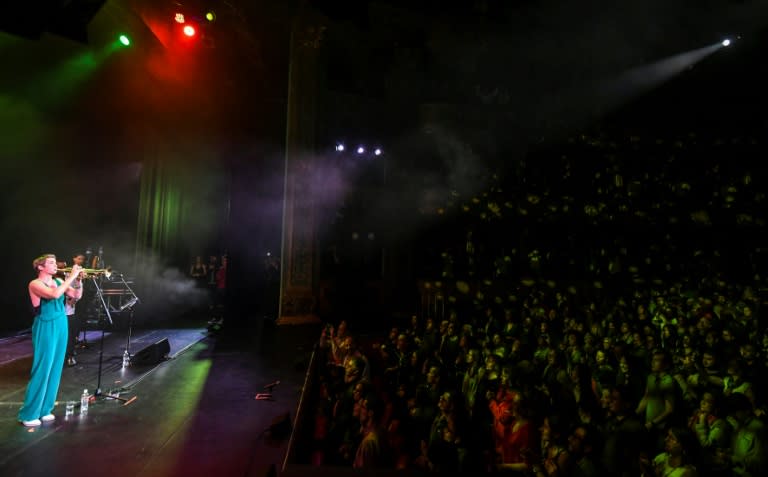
66, 356, 77, 367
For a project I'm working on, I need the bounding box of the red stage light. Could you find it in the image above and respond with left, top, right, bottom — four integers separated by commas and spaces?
183, 25, 196, 37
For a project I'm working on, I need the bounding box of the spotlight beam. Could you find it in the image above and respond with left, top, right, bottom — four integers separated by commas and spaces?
515, 38, 739, 145
605, 42, 724, 99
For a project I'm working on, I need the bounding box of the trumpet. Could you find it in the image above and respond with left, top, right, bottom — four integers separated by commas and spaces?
58, 267, 112, 278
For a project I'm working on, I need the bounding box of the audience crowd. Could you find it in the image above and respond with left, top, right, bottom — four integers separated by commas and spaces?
307, 129, 767, 476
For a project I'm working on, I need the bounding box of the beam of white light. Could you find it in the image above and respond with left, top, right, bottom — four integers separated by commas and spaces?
523, 39, 736, 143
604, 42, 722, 100
722, 39, 731, 47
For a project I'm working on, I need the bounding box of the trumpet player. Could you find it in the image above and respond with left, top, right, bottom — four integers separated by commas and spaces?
65, 253, 86, 367
18, 254, 83, 427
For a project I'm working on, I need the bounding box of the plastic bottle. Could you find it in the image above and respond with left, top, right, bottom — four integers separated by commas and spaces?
80, 389, 89, 414
123, 349, 130, 368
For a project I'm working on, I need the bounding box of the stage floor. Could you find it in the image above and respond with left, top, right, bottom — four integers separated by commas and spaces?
0, 315, 321, 477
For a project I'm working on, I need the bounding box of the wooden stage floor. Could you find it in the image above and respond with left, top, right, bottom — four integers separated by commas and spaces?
0, 315, 321, 477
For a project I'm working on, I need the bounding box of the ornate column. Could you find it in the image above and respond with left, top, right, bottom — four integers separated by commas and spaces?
277, 13, 326, 325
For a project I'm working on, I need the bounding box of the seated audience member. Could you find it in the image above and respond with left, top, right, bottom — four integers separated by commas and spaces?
639, 427, 700, 477
724, 393, 768, 477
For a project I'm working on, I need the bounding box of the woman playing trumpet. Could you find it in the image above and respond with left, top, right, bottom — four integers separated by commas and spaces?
18, 255, 83, 427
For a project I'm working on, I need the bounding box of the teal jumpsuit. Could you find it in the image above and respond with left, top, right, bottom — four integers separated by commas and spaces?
18, 279, 68, 422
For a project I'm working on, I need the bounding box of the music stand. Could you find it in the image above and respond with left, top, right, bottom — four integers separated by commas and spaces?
109, 273, 140, 364
89, 276, 132, 403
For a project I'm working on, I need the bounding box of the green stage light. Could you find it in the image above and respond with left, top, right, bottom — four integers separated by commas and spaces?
118, 34, 130, 46
205, 11, 216, 22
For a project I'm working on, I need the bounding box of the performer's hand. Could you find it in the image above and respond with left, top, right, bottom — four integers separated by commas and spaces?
71, 264, 84, 276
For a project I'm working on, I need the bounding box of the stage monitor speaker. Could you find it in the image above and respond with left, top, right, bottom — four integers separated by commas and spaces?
132, 338, 170, 366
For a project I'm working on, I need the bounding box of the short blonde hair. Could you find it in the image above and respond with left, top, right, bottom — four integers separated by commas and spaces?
32, 254, 56, 271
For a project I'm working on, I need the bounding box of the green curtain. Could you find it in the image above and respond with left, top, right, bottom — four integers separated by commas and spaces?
135, 152, 228, 270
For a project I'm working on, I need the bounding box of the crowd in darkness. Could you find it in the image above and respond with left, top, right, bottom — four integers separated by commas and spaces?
307, 129, 767, 476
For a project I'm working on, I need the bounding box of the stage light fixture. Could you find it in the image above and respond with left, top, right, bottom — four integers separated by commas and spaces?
118, 34, 130, 46
205, 11, 216, 22
722, 39, 731, 47
183, 24, 196, 37
175, 13, 186, 23
332, 142, 384, 158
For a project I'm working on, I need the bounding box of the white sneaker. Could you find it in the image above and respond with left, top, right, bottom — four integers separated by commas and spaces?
21, 419, 42, 427
41, 414, 55, 422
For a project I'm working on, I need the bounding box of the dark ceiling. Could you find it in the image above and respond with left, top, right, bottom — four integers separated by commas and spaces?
2, 0, 766, 142
0, 0, 108, 42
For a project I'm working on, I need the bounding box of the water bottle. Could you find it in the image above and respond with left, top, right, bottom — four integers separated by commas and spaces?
80, 389, 89, 414
122, 349, 130, 368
